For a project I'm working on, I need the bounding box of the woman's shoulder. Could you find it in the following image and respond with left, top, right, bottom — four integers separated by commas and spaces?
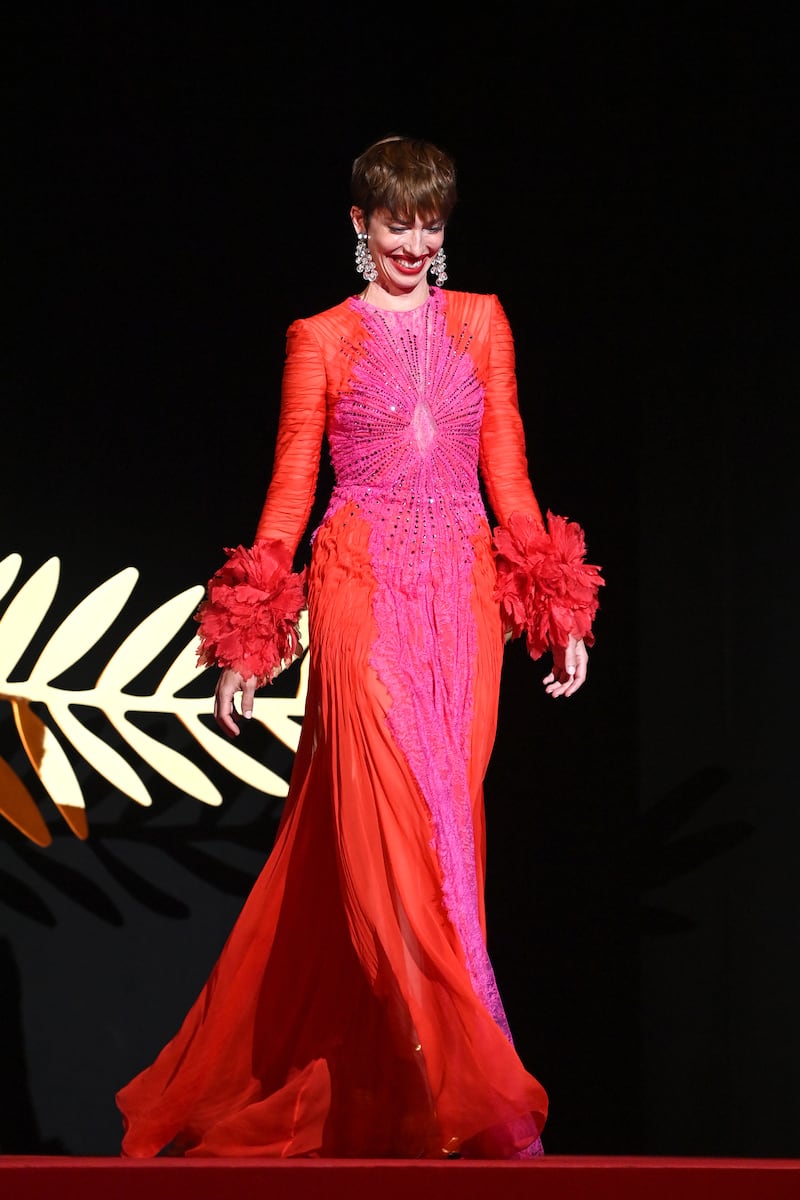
285, 297, 363, 345
439, 290, 510, 341
440, 289, 507, 319
441, 288, 497, 305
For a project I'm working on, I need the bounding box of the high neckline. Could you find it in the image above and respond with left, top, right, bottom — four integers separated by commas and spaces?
351, 288, 438, 315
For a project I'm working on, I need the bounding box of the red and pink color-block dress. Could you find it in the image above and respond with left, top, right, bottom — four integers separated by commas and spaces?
116, 287, 603, 1159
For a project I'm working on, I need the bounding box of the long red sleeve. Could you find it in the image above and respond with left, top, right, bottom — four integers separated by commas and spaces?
194, 319, 325, 679
478, 295, 544, 530
478, 295, 604, 654
254, 319, 327, 553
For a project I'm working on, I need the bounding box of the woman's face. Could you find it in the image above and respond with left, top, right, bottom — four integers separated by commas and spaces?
351, 206, 445, 298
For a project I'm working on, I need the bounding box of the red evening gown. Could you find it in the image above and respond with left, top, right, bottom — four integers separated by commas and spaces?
115, 287, 602, 1159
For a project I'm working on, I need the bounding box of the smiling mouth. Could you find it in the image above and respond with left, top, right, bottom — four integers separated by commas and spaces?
392, 256, 426, 272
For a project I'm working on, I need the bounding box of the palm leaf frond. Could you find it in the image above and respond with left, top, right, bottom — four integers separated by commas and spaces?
0, 556, 310, 842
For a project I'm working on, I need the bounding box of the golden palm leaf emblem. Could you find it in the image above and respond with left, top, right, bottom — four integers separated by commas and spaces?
0, 553, 308, 846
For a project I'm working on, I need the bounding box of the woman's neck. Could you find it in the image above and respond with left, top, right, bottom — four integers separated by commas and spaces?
358, 281, 431, 312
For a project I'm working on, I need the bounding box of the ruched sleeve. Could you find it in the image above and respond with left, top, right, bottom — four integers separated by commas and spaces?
254, 318, 328, 552
479, 295, 605, 654
478, 295, 544, 530
194, 318, 326, 682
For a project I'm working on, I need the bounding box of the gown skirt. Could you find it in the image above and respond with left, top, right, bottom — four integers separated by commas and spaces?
116, 506, 547, 1159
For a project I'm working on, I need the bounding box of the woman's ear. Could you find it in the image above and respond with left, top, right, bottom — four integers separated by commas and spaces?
350, 206, 366, 235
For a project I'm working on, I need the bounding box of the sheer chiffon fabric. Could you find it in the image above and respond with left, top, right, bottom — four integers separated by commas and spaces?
116, 289, 550, 1158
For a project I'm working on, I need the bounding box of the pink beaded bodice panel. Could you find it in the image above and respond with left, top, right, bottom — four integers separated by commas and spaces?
323, 288, 486, 572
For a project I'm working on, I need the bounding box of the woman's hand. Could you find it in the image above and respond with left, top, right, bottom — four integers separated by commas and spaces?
543, 635, 588, 698
214, 669, 259, 737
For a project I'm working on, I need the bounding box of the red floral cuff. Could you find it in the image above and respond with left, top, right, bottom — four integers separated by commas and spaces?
194, 540, 308, 684
493, 510, 605, 659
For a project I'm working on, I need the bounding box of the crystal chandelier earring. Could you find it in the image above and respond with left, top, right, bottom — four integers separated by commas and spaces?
355, 232, 378, 282
429, 248, 448, 286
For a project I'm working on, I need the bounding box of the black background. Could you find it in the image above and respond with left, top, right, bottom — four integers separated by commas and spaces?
3, 2, 796, 1158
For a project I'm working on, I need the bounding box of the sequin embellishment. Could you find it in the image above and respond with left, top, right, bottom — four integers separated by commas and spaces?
320, 290, 513, 1040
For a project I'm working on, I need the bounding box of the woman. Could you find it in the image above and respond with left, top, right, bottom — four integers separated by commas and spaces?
116, 135, 604, 1160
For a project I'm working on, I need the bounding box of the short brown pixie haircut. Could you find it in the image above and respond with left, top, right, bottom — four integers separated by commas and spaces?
351, 135, 458, 225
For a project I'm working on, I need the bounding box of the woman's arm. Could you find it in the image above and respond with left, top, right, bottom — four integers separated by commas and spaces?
479, 296, 603, 696
254, 319, 328, 549
478, 295, 544, 530
198, 318, 328, 734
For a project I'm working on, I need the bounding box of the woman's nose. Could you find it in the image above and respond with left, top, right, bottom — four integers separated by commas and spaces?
405, 229, 427, 255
